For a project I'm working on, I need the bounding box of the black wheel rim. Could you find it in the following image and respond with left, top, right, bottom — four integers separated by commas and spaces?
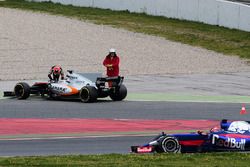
164, 140, 177, 152
81, 88, 89, 101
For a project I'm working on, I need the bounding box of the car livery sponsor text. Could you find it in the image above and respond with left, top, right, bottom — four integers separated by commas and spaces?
51, 85, 67, 93
137, 146, 153, 153
212, 134, 246, 150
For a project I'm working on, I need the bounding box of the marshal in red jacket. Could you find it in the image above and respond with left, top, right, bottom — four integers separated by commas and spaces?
103, 55, 120, 77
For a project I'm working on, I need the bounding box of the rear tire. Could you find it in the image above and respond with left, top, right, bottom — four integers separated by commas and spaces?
14, 82, 30, 100
79, 86, 98, 103
109, 84, 127, 101
159, 136, 180, 153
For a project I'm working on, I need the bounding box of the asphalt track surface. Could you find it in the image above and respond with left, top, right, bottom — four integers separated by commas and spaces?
1, 98, 250, 156
1, 98, 250, 120
0, 136, 152, 156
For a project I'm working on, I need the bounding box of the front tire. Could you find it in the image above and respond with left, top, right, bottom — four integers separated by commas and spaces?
14, 82, 30, 100
109, 84, 127, 101
79, 86, 98, 103
159, 136, 180, 153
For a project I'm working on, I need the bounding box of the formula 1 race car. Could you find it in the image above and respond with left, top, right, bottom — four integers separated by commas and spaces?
131, 120, 250, 153
4, 70, 127, 103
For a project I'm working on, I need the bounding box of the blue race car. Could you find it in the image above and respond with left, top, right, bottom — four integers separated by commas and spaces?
131, 120, 250, 153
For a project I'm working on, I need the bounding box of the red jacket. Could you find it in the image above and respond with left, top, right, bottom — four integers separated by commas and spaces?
103, 55, 120, 77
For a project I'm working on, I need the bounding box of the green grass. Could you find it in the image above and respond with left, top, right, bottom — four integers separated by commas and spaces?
1, 0, 250, 58
0, 153, 250, 167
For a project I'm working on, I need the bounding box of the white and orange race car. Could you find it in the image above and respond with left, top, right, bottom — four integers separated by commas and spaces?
4, 70, 127, 103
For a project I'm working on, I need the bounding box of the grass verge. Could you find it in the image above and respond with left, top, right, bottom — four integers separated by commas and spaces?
0, 153, 250, 167
0, 0, 250, 58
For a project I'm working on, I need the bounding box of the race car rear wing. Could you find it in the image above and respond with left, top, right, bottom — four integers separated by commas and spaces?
96, 76, 124, 89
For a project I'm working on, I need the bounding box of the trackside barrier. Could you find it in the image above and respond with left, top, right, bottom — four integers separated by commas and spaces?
28, 0, 250, 32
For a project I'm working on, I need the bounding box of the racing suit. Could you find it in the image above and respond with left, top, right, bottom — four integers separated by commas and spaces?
48, 65, 65, 82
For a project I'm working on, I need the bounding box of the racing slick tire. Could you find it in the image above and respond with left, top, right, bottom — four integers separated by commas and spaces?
109, 84, 127, 101
79, 86, 98, 103
14, 82, 30, 100
158, 136, 181, 153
